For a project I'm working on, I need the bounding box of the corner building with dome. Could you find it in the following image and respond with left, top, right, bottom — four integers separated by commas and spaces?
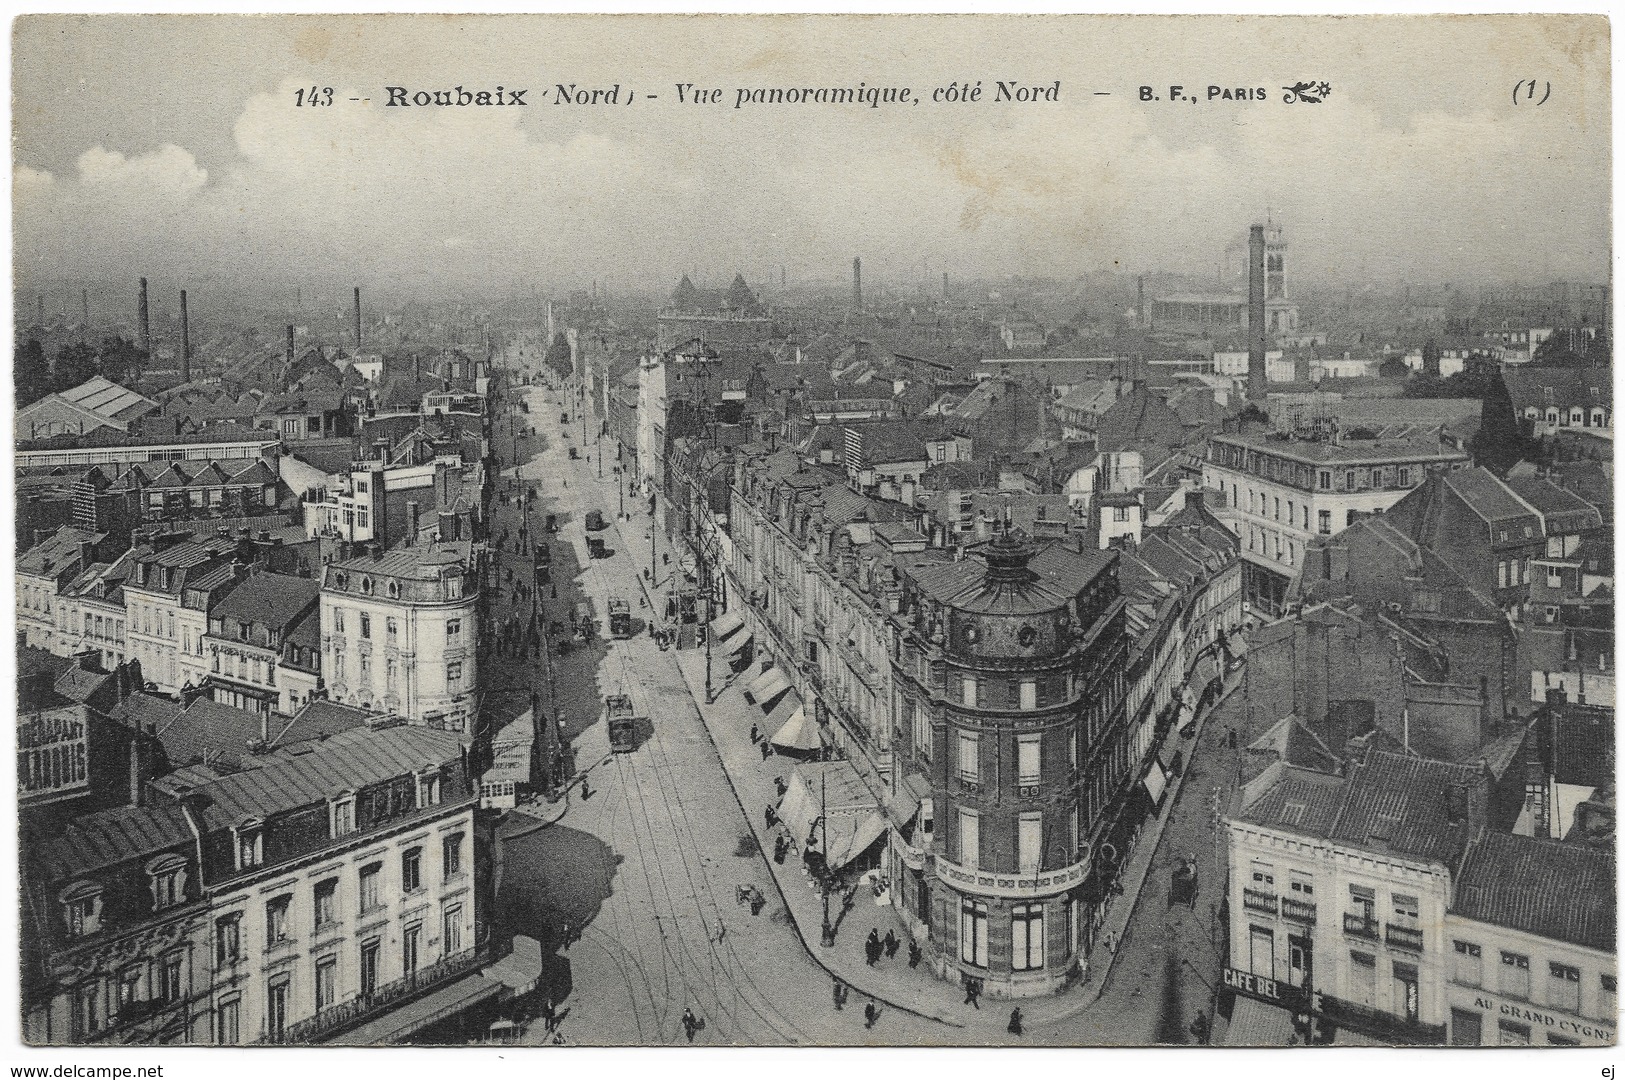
889, 523, 1132, 998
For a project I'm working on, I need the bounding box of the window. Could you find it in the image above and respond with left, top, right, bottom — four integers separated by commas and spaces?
215, 996, 241, 1045
1450, 1008, 1483, 1046
215, 913, 242, 964
118, 967, 141, 1013
359, 862, 382, 912
1549, 962, 1581, 1012
1250, 926, 1275, 979
331, 795, 355, 838
314, 878, 337, 929
1501, 951, 1531, 1000
1251, 861, 1274, 886
443, 833, 464, 879
1017, 812, 1043, 871
959, 898, 988, 967
359, 614, 371, 639
265, 895, 291, 947
386, 617, 398, 642
957, 731, 980, 784
403, 924, 422, 975
61, 884, 104, 937
446, 618, 462, 642
1288, 873, 1313, 896
1391, 893, 1419, 929
447, 660, 463, 684
1112, 506, 1129, 523
1012, 902, 1045, 971
1274, 497, 1281, 521
960, 674, 977, 708
267, 978, 289, 1041
1017, 734, 1041, 787
1393, 961, 1420, 1021
360, 938, 381, 996
160, 953, 182, 1002
1453, 940, 1482, 988
1602, 974, 1616, 1019
958, 807, 980, 870
1498, 1019, 1531, 1046
1318, 470, 1331, 490
1318, 509, 1331, 534
334, 609, 345, 634
1019, 680, 1037, 710
402, 848, 423, 893
419, 772, 441, 808
315, 957, 337, 1012
75, 981, 103, 1037
1349, 950, 1377, 1007
234, 825, 263, 870
444, 905, 464, 953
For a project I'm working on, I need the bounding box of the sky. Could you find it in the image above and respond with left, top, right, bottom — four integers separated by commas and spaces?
11, 14, 1612, 304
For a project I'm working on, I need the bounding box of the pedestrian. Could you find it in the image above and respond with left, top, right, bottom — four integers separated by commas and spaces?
866, 928, 881, 966
1104, 929, 1117, 953
1189, 1009, 1211, 1045
759, 740, 772, 761
963, 977, 980, 1009
884, 929, 899, 959
765, 805, 777, 830
681, 1008, 699, 1043
774, 776, 788, 798
773, 834, 787, 864
540, 996, 556, 1033
832, 978, 846, 1011
1008, 1007, 1024, 1036
907, 940, 922, 968
749, 723, 761, 744
580, 777, 592, 800
864, 1002, 879, 1029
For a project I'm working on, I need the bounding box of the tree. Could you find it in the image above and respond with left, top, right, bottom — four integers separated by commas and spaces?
1533, 327, 1611, 368
96, 335, 147, 384
52, 342, 98, 391
14, 338, 51, 407
1378, 355, 1411, 379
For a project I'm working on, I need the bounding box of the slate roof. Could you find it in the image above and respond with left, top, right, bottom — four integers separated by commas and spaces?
908, 537, 1115, 615
1234, 763, 1348, 837
181, 724, 464, 827
59, 376, 158, 422
210, 571, 319, 630
1453, 831, 1615, 951
33, 801, 196, 882
328, 541, 472, 580
18, 526, 101, 578
1444, 467, 1541, 525
1503, 367, 1612, 413
156, 698, 267, 767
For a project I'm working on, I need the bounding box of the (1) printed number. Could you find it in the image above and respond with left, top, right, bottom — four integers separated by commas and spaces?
294, 86, 334, 107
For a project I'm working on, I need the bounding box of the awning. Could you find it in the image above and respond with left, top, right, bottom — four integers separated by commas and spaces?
725, 629, 755, 655
770, 706, 820, 752
745, 667, 781, 704
829, 810, 888, 870
777, 771, 818, 847
1142, 759, 1169, 806
711, 610, 746, 642
883, 786, 921, 828
328, 974, 503, 1045
481, 936, 545, 998
750, 670, 792, 710
1223, 995, 1297, 1047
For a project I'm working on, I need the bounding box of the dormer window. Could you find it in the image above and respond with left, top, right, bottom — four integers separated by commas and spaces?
146, 855, 188, 911
417, 769, 442, 809
60, 881, 104, 938
360, 576, 374, 595
387, 580, 401, 599
330, 792, 356, 838
333, 572, 348, 591
233, 820, 264, 871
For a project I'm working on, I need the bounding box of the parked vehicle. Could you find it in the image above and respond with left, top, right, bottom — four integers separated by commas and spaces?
585, 510, 606, 531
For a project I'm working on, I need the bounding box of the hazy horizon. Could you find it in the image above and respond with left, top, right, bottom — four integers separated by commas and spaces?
13, 15, 1611, 304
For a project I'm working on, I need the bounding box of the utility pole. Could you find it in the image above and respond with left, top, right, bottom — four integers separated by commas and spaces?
819, 769, 835, 946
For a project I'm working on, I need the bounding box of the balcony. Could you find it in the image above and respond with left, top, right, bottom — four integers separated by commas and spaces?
1243, 888, 1279, 916
1342, 913, 1379, 940
1385, 923, 1424, 952
1281, 896, 1318, 924
261, 944, 488, 1046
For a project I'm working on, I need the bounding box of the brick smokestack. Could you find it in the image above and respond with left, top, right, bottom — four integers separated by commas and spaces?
852, 257, 862, 312
1248, 224, 1267, 401
179, 289, 191, 383
353, 286, 362, 351
138, 277, 150, 357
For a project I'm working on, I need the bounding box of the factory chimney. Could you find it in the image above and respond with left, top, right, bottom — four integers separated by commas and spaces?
353, 286, 362, 351
138, 277, 150, 357
179, 290, 191, 383
852, 257, 862, 313
1248, 224, 1267, 401
1137, 275, 1146, 329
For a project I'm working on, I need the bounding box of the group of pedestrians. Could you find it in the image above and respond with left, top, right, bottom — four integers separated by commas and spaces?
863, 927, 900, 966
831, 979, 884, 1029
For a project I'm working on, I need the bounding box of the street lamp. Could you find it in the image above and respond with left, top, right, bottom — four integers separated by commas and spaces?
815, 769, 836, 946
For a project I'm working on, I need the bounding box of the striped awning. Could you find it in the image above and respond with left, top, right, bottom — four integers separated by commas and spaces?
749, 670, 792, 710
725, 629, 755, 655
745, 667, 780, 703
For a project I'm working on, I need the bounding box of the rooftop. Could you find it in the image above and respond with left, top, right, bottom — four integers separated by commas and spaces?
1453, 831, 1614, 951
1211, 426, 1469, 465
31, 801, 196, 883
209, 571, 319, 630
